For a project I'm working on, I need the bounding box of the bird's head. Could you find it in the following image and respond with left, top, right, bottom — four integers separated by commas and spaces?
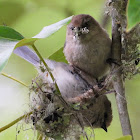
67, 14, 100, 40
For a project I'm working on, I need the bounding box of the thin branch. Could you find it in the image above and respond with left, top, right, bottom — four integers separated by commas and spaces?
0, 111, 32, 133
1, 72, 28, 87
108, 0, 133, 139
31, 44, 71, 109
31, 45, 94, 138
31, 44, 61, 95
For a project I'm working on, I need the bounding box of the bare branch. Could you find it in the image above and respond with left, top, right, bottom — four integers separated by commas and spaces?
107, 0, 134, 139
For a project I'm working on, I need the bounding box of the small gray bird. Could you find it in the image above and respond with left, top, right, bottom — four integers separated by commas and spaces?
64, 14, 111, 79
14, 46, 112, 132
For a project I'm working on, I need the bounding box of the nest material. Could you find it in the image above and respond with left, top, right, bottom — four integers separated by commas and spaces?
106, 1, 140, 79
29, 65, 112, 139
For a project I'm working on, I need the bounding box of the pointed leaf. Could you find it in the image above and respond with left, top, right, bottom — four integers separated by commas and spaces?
15, 16, 73, 47
115, 135, 132, 140
0, 16, 73, 72
16, 38, 37, 47
33, 16, 73, 38
0, 38, 18, 72
128, 0, 140, 28
0, 26, 24, 40
0, 26, 23, 72
48, 47, 68, 63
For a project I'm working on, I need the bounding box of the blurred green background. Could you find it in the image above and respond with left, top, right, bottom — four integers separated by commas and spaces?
0, 0, 140, 140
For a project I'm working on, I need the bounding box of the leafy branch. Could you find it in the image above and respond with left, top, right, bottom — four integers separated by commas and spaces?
0, 16, 73, 137
0, 16, 73, 73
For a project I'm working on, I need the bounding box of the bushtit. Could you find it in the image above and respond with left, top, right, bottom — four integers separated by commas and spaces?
64, 14, 111, 79
14, 45, 112, 131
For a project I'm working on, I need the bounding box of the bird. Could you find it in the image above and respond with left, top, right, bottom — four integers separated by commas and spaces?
14, 46, 112, 132
63, 14, 111, 79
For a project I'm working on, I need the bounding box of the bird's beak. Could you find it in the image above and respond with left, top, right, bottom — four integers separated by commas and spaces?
73, 27, 82, 38
73, 27, 89, 39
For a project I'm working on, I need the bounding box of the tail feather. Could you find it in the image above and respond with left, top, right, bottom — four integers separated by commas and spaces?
13, 46, 40, 65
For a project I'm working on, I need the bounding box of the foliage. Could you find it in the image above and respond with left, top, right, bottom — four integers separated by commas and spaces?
115, 135, 132, 140
128, 0, 140, 29
0, 16, 72, 72
0, 0, 139, 140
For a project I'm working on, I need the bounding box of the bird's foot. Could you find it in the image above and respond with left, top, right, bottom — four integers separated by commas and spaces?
106, 58, 121, 66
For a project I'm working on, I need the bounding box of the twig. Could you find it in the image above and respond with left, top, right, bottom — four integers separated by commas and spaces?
38, 134, 43, 140
108, 0, 134, 139
0, 111, 32, 133
31, 44, 60, 95
74, 113, 89, 140
31, 44, 70, 108
1, 72, 28, 87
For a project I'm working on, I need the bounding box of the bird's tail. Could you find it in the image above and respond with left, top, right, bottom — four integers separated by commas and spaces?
13, 46, 40, 65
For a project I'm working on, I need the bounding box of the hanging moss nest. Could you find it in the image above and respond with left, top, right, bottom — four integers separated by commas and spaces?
28, 65, 112, 139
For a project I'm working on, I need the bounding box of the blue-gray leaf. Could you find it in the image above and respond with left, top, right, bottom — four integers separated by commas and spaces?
0, 38, 18, 72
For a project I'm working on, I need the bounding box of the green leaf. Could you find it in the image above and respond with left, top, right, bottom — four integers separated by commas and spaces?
0, 26, 24, 40
0, 38, 18, 72
0, 16, 73, 72
15, 16, 73, 49
48, 47, 68, 63
16, 38, 37, 47
0, 26, 24, 72
128, 0, 140, 29
115, 135, 132, 140
33, 16, 73, 38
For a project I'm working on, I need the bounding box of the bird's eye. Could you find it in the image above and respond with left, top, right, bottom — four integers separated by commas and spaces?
81, 27, 89, 34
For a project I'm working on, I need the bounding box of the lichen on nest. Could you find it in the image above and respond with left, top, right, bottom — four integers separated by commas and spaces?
28, 62, 112, 139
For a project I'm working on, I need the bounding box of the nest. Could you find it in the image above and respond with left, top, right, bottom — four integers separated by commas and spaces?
28, 65, 112, 140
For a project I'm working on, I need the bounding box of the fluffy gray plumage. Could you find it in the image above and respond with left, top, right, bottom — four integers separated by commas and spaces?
14, 36, 112, 131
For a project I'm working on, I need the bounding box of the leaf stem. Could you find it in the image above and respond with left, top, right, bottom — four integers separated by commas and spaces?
31, 44, 61, 95
38, 134, 43, 140
0, 111, 32, 133
1, 72, 28, 87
